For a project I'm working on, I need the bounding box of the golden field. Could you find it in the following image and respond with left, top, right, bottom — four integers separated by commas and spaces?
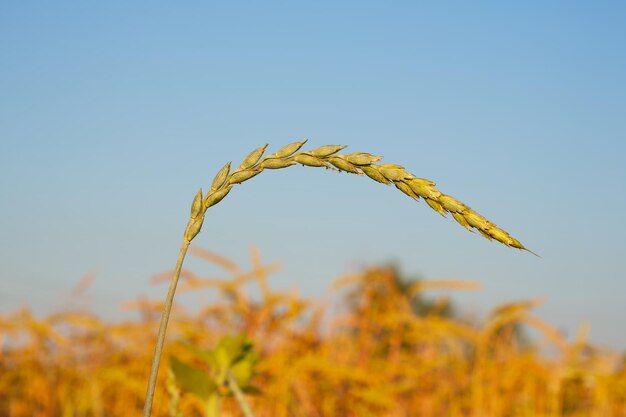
1, 246, 625, 417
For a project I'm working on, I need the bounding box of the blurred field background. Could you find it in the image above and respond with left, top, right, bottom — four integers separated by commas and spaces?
2, 2, 626, 416
2, 247, 625, 417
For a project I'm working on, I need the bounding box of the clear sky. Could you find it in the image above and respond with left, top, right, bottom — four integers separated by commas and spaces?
1, 2, 625, 348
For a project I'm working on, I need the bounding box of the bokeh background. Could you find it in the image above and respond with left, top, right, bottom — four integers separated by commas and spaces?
1, 2, 625, 347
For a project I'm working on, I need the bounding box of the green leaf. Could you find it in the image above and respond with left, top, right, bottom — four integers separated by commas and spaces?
230, 350, 258, 387
215, 334, 247, 367
170, 355, 217, 400
181, 342, 217, 367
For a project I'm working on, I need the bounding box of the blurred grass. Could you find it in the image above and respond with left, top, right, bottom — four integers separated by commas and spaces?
1, 247, 625, 417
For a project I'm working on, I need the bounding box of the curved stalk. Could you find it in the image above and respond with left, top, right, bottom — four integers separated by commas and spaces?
142, 237, 191, 417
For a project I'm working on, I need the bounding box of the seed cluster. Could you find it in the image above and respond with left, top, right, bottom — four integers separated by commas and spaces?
185, 140, 534, 254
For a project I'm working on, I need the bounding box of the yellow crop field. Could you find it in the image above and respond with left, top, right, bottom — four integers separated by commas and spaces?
1, 247, 624, 417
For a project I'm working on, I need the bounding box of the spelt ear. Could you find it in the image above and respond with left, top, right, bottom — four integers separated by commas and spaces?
202, 141, 534, 254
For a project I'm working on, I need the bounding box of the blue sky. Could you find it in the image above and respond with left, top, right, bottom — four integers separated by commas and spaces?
1, 2, 625, 348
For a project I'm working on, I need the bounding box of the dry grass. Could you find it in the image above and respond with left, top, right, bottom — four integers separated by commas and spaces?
0, 247, 624, 417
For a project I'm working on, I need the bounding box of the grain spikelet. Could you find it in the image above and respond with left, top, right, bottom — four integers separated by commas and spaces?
228, 169, 262, 184
204, 187, 232, 208
310, 145, 347, 158
452, 212, 471, 230
185, 217, 204, 241
464, 211, 491, 230
327, 156, 361, 174
359, 165, 390, 184
345, 152, 383, 165
272, 139, 308, 158
379, 164, 414, 181
261, 158, 295, 169
394, 181, 419, 199
211, 162, 231, 191
425, 198, 446, 216
190, 189, 203, 219
238, 144, 268, 170
408, 178, 441, 199
438, 195, 467, 213
294, 153, 328, 167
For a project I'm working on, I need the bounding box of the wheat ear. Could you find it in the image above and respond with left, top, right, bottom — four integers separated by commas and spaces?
143, 140, 534, 417
206, 140, 533, 251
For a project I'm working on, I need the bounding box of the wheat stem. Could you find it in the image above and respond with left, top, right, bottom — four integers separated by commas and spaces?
142, 237, 191, 417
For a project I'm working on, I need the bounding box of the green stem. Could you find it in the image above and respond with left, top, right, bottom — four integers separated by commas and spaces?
206, 393, 220, 417
227, 371, 256, 417
142, 237, 191, 417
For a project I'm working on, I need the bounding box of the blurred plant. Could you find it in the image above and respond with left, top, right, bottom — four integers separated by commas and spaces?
169, 334, 258, 417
